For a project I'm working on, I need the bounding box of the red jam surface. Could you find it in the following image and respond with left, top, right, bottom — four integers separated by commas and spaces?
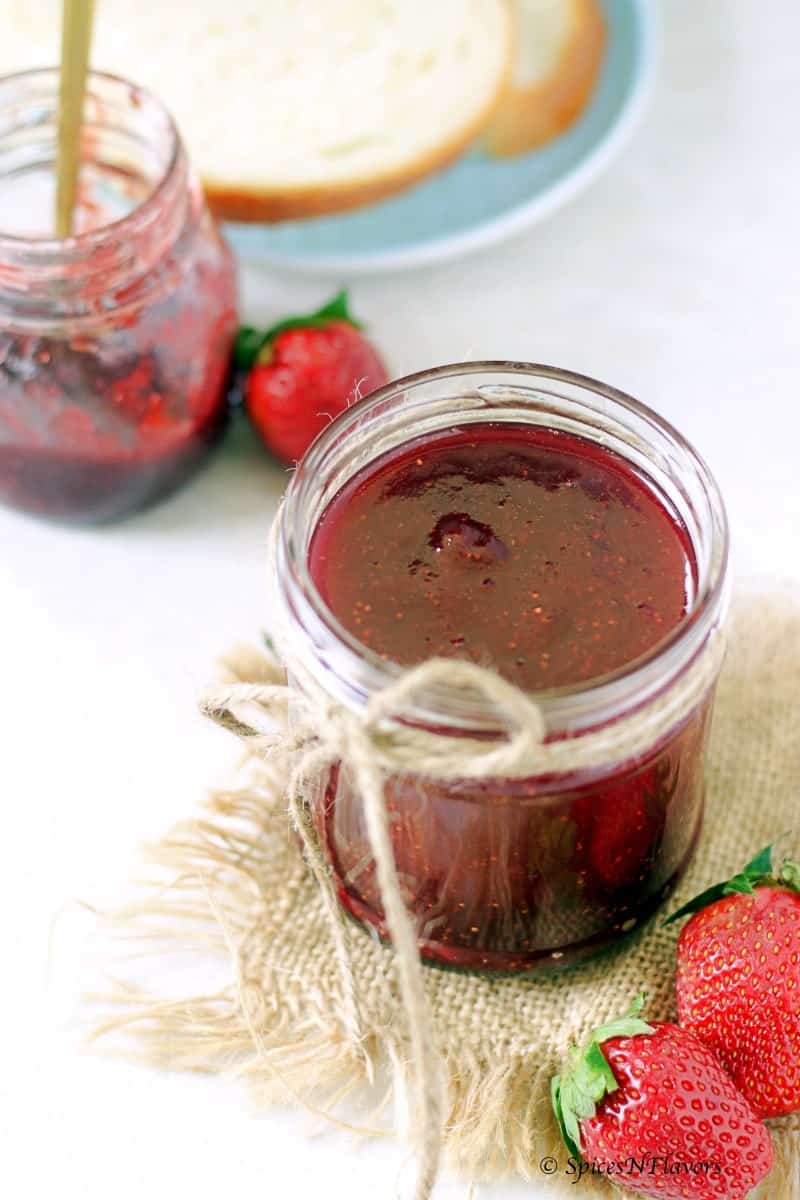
308, 424, 712, 972
310, 425, 694, 688
0, 226, 236, 523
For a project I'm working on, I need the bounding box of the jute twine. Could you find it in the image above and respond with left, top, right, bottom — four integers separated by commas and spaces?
92, 590, 800, 1200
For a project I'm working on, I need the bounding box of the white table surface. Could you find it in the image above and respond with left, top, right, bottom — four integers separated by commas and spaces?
3, 3, 799, 1198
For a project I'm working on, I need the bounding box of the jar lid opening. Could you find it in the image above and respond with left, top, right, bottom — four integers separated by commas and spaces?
0, 69, 189, 326
0, 68, 181, 248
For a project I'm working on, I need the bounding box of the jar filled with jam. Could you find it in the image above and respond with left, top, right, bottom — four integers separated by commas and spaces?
272, 363, 730, 973
0, 69, 237, 523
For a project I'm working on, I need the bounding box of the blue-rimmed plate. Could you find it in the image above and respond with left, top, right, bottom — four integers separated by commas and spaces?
225, 0, 656, 274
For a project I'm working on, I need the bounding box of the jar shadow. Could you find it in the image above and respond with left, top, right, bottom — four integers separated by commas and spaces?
90, 414, 289, 540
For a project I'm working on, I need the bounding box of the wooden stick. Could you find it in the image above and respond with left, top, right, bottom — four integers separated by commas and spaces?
55, 0, 96, 238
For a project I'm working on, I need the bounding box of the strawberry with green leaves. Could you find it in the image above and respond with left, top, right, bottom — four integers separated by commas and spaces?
236, 291, 389, 464
551, 996, 773, 1200
669, 842, 800, 1119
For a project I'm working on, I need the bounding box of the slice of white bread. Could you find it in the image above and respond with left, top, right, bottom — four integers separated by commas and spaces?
485, 0, 605, 157
0, 0, 512, 222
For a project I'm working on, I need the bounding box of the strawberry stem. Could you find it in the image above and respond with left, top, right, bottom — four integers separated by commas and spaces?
665, 840, 800, 925
234, 290, 361, 372
780, 859, 800, 889
551, 995, 654, 1161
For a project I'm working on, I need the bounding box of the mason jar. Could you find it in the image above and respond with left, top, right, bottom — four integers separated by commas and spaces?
0, 69, 237, 523
272, 365, 730, 973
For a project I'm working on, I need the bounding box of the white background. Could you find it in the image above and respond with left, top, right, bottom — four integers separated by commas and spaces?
2, 3, 799, 1198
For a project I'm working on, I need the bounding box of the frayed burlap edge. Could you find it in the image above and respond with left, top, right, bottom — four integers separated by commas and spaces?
88, 772, 576, 1186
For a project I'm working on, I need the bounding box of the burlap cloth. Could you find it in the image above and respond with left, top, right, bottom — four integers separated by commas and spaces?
95, 591, 800, 1199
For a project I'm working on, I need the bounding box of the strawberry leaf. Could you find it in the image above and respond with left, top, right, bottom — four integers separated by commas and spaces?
550, 995, 654, 1162
312, 290, 355, 323
579, 1042, 619, 1100
591, 993, 654, 1045
722, 873, 758, 896
664, 881, 737, 925
234, 325, 268, 372
742, 845, 775, 876
233, 291, 362, 372
554, 1075, 585, 1156
664, 842, 800, 925
551, 1075, 582, 1161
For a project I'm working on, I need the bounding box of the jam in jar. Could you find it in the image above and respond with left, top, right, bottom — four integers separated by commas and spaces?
0, 70, 237, 523
274, 368, 729, 973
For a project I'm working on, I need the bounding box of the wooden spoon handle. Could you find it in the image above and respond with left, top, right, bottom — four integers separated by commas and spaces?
55, 0, 96, 239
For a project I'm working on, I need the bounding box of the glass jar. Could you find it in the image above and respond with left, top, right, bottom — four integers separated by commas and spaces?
273, 365, 730, 973
0, 69, 237, 523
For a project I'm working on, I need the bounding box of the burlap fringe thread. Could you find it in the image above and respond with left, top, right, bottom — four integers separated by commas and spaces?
91, 594, 800, 1200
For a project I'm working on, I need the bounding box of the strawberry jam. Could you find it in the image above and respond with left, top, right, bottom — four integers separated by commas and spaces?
0, 70, 236, 524
0, 254, 235, 523
306, 422, 715, 970
309, 426, 695, 690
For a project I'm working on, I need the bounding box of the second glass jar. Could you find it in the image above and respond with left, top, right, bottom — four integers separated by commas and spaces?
0, 69, 237, 523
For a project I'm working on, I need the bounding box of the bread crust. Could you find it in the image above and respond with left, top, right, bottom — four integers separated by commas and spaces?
203, 3, 514, 224
485, 0, 606, 158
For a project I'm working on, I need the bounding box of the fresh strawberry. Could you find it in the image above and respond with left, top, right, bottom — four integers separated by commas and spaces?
551, 996, 773, 1200
669, 842, 800, 1118
237, 291, 389, 463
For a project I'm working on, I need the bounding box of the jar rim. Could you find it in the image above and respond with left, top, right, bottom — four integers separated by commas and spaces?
275, 361, 730, 735
0, 67, 181, 254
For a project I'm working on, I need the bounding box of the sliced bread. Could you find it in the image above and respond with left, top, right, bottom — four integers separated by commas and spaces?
485, 0, 605, 157
0, 0, 513, 222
